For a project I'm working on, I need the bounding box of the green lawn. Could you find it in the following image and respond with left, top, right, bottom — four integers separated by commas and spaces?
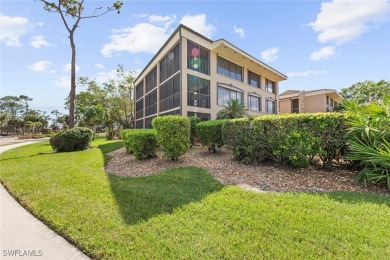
1, 138, 389, 259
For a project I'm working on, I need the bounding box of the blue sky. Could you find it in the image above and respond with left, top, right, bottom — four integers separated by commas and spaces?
1, 0, 390, 115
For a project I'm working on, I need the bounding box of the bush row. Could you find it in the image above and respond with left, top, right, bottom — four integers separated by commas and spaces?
223, 113, 350, 167
223, 113, 349, 167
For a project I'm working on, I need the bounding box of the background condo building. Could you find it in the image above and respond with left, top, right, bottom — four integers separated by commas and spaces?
134, 24, 287, 128
279, 89, 343, 114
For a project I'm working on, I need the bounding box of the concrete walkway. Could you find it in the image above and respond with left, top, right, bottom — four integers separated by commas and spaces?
0, 138, 89, 260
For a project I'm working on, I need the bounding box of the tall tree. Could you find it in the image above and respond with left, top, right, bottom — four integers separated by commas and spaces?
340, 80, 390, 104
38, 0, 123, 128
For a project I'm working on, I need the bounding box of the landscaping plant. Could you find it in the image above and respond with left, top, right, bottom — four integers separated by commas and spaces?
197, 119, 228, 153
50, 127, 93, 152
121, 129, 157, 159
152, 115, 190, 160
222, 118, 267, 164
344, 95, 390, 189
217, 99, 247, 119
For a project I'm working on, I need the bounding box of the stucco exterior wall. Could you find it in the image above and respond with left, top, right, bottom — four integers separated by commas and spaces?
304, 94, 326, 113
279, 99, 291, 114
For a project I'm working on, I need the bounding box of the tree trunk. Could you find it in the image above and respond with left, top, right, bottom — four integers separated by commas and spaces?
69, 33, 76, 128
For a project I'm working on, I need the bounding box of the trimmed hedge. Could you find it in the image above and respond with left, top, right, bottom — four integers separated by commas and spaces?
222, 113, 350, 168
189, 116, 201, 146
50, 127, 93, 152
223, 118, 267, 164
121, 129, 157, 159
197, 119, 228, 153
152, 116, 190, 160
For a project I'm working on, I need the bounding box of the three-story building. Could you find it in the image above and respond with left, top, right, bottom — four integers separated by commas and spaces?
134, 24, 287, 128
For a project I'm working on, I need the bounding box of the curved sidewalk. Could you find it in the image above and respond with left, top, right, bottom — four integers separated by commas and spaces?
0, 139, 89, 259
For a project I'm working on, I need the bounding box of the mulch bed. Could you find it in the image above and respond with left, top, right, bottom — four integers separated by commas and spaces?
105, 146, 389, 195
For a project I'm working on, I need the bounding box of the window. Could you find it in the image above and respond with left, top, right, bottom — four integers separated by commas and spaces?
145, 67, 157, 93
267, 100, 276, 114
217, 86, 242, 106
135, 82, 143, 100
291, 99, 299, 113
135, 99, 143, 119
159, 74, 180, 112
217, 56, 242, 81
145, 116, 156, 129
187, 75, 210, 108
248, 71, 260, 88
187, 41, 210, 75
145, 89, 157, 116
135, 119, 143, 129
265, 78, 275, 93
249, 95, 261, 111
160, 43, 180, 83
187, 112, 211, 121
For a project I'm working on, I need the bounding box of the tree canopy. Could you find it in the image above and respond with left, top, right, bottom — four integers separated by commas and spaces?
74, 65, 136, 138
340, 80, 390, 104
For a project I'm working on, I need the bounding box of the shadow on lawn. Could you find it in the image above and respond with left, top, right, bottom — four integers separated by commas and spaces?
98, 142, 224, 225
107, 167, 224, 225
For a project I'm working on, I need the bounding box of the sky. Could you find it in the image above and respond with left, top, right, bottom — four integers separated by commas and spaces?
1, 0, 390, 115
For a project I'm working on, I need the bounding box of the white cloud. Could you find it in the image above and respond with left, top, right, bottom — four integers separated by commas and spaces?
260, 47, 280, 62
286, 70, 327, 77
28, 60, 52, 72
63, 63, 80, 73
233, 25, 245, 38
101, 13, 215, 56
310, 0, 390, 45
30, 35, 50, 48
94, 63, 105, 69
101, 23, 172, 56
0, 13, 32, 47
36, 22, 44, 27
310, 46, 336, 61
94, 70, 119, 84
54, 76, 70, 89
148, 14, 176, 28
179, 14, 215, 38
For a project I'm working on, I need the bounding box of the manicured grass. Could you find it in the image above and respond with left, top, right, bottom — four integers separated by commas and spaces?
1, 137, 389, 259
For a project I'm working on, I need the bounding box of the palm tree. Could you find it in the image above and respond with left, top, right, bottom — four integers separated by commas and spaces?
217, 99, 247, 119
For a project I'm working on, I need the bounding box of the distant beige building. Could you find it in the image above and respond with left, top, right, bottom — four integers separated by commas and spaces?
134, 24, 287, 128
279, 89, 343, 114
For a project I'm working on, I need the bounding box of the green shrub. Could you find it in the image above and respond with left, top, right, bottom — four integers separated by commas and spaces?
50, 127, 93, 152
152, 116, 190, 160
197, 119, 228, 153
189, 116, 201, 146
120, 129, 134, 153
122, 129, 157, 159
251, 115, 316, 167
345, 96, 390, 190
223, 113, 349, 168
223, 118, 267, 164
